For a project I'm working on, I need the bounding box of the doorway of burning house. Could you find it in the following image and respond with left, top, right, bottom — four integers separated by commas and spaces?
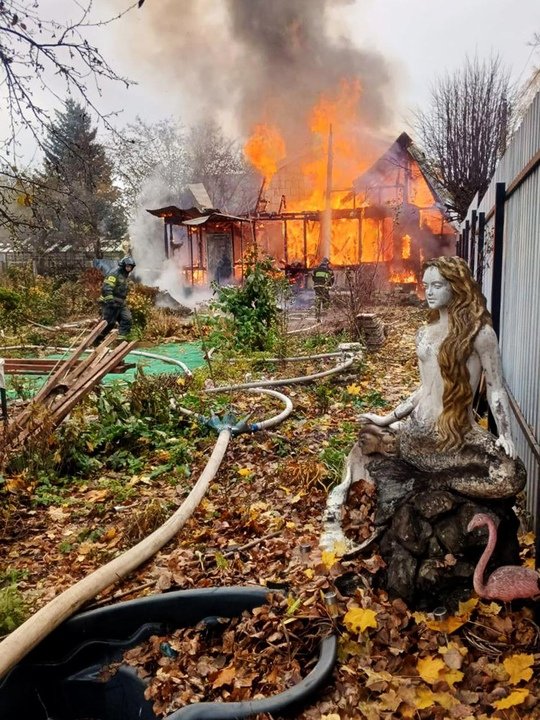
163, 217, 253, 286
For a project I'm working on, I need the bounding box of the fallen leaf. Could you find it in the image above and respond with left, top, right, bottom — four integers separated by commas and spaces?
212, 665, 237, 689
478, 601, 501, 616
520, 531, 535, 546
440, 667, 464, 687
439, 642, 467, 669
48, 506, 68, 521
417, 656, 445, 684
414, 686, 435, 709
321, 550, 338, 569
85, 488, 110, 503
492, 688, 529, 709
344, 607, 378, 633
503, 653, 534, 684
457, 597, 478, 615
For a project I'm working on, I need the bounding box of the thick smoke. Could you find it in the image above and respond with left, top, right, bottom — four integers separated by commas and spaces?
225, 0, 393, 143
114, 0, 394, 147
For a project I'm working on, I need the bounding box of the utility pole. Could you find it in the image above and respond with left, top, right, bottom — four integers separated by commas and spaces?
320, 124, 333, 260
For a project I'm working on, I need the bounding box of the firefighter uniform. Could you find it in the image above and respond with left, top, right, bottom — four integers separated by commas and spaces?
312, 258, 334, 319
96, 256, 135, 342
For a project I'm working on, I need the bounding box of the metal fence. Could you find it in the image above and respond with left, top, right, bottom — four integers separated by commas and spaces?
459, 90, 540, 535
0, 251, 117, 276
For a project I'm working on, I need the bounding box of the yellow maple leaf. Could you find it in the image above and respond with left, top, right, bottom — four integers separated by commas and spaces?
520, 531, 535, 546
414, 686, 435, 709
441, 668, 464, 687
238, 467, 252, 477
457, 597, 479, 615
424, 615, 468, 633
417, 656, 446, 684
321, 550, 338, 569
416, 597, 477, 634
344, 607, 378, 633
432, 691, 457, 709
492, 688, 530, 709
503, 653, 534, 684
346, 383, 362, 396
478, 601, 502, 616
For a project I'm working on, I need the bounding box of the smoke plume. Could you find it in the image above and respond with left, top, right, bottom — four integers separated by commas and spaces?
114, 0, 395, 147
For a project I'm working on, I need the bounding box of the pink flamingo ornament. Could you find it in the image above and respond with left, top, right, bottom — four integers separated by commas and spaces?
467, 513, 540, 602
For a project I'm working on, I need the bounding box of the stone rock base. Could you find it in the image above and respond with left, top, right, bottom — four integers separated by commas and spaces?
368, 456, 521, 610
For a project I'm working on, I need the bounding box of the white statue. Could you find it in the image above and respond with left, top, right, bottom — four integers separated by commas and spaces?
361, 256, 525, 499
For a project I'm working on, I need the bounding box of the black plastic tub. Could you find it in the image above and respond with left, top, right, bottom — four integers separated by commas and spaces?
0, 586, 337, 719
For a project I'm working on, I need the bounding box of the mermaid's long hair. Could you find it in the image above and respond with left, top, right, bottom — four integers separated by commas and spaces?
423, 256, 492, 450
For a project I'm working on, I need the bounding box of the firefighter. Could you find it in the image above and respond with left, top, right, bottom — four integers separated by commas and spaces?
96, 256, 136, 342
312, 257, 334, 320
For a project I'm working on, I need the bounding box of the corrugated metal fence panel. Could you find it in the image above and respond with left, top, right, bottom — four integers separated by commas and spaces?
501, 174, 540, 523
477, 91, 540, 218
464, 89, 540, 527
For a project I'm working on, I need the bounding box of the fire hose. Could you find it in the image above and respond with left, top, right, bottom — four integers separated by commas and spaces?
0, 346, 358, 679
0, 387, 293, 680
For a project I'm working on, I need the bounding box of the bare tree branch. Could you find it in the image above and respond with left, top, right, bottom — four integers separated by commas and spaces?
413, 56, 515, 221
0, 0, 137, 241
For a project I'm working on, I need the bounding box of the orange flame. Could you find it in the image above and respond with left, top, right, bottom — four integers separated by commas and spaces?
390, 270, 417, 284
299, 79, 371, 210
401, 234, 412, 260
244, 123, 286, 183
243, 78, 437, 274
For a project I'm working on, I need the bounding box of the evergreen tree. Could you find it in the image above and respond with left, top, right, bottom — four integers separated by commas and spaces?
36, 99, 127, 255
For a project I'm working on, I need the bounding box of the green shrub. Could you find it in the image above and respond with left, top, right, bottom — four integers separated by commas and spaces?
0, 581, 27, 634
211, 252, 289, 351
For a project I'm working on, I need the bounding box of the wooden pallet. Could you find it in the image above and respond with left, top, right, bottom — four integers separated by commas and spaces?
1, 322, 137, 457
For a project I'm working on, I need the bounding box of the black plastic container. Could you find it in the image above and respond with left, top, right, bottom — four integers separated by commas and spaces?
0, 586, 337, 719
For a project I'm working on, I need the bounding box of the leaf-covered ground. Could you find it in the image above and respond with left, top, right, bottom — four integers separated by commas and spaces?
2, 304, 540, 719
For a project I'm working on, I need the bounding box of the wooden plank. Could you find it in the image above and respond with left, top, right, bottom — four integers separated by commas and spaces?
47, 341, 137, 429
7, 340, 136, 450
30, 321, 107, 405
4, 362, 132, 375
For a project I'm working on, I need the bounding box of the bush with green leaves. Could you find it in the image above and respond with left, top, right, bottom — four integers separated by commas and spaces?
0, 570, 28, 634
0, 286, 24, 330
210, 253, 289, 351
5, 374, 196, 498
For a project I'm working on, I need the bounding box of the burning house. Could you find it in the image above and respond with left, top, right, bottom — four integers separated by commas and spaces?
250, 130, 457, 289
147, 184, 255, 287
147, 132, 455, 292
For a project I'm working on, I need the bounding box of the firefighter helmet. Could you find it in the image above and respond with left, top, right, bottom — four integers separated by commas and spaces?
119, 256, 136, 270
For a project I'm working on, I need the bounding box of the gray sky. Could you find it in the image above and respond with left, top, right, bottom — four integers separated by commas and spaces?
350, 0, 540, 128
98, 0, 540, 128
2, 0, 540, 162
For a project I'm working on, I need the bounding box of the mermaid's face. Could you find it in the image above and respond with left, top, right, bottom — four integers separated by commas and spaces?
422, 267, 452, 310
